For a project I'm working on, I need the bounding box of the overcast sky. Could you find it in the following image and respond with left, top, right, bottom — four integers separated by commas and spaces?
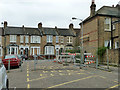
0, 0, 120, 28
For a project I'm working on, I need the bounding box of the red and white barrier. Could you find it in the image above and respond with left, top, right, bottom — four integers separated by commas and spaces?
85, 61, 95, 64
86, 56, 94, 58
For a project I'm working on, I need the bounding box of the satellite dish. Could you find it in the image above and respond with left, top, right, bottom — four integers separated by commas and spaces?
118, 1, 120, 5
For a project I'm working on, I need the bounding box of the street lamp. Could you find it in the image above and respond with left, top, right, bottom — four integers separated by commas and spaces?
72, 17, 84, 67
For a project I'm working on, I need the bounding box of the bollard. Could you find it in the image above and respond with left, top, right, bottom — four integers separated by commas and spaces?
20, 60, 22, 72
8, 60, 10, 73
96, 57, 98, 69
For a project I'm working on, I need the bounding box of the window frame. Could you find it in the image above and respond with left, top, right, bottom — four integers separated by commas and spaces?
20, 35, 24, 43
25, 36, 29, 43
46, 35, 53, 43
104, 18, 111, 31
10, 35, 17, 43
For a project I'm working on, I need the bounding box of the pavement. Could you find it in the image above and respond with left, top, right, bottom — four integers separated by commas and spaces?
7, 60, 119, 89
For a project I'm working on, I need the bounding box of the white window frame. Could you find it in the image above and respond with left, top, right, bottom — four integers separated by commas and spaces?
30, 46, 40, 55
113, 24, 116, 30
20, 35, 24, 43
104, 40, 111, 49
115, 41, 119, 49
56, 36, 59, 43
25, 36, 29, 43
104, 18, 111, 31
31, 36, 41, 43
67, 37, 73, 43
47, 35, 53, 43
45, 46, 54, 55
10, 35, 16, 43
8, 46, 18, 55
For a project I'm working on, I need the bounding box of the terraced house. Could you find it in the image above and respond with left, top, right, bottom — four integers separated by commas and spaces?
80, 0, 120, 65
0, 21, 79, 59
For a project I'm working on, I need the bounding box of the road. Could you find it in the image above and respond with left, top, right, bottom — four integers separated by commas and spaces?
7, 60, 119, 89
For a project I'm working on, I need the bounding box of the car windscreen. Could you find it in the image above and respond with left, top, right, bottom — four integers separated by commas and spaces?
5, 55, 16, 59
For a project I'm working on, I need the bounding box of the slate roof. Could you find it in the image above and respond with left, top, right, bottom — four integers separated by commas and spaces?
42, 28, 58, 36
96, 6, 120, 17
4, 26, 42, 35
57, 28, 76, 36
5, 27, 24, 35
82, 5, 120, 24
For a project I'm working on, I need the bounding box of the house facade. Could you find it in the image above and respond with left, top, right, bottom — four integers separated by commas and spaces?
80, 0, 120, 65
1, 22, 78, 59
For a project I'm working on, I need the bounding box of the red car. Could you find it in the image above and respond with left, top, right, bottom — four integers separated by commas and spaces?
2, 54, 22, 68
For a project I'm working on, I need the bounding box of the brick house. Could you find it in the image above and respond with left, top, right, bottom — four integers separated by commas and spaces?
1, 22, 78, 59
80, 0, 120, 65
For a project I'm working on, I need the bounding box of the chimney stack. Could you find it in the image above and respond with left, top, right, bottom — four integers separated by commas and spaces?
4, 21, 8, 28
38, 22, 42, 29
69, 23, 74, 29
90, 0, 96, 17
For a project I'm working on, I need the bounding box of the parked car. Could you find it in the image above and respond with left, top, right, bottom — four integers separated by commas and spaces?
21, 55, 28, 60
0, 59, 9, 89
18, 55, 23, 63
2, 54, 22, 68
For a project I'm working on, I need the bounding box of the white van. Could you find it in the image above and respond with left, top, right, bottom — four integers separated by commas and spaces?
0, 59, 9, 90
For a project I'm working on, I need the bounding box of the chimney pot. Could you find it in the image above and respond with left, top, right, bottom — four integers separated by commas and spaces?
38, 22, 42, 29
4, 21, 8, 28
69, 23, 74, 29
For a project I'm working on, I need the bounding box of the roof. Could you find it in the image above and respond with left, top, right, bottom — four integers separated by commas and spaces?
4, 26, 42, 35
57, 28, 76, 36
42, 27, 58, 35
5, 27, 24, 35
96, 6, 120, 17
82, 5, 120, 24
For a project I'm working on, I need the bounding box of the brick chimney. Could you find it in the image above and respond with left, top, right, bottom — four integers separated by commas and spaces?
69, 23, 74, 29
38, 22, 42, 29
4, 21, 8, 28
90, 0, 96, 17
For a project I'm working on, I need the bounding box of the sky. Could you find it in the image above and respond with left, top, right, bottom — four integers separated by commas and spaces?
0, 0, 120, 28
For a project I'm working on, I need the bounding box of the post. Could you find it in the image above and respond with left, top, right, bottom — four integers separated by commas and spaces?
8, 60, 10, 73
96, 54, 98, 69
20, 60, 22, 72
106, 49, 109, 69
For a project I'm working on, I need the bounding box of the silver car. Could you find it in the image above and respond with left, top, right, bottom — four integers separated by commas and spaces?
0, 59, 9, 90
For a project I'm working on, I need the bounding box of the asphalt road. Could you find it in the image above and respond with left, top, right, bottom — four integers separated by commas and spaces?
7, 60, 119, 89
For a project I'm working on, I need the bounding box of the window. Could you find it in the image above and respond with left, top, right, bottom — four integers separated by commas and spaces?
25, 36, 29, 43
115, 42, 119, 49
104, 18, 111, 31
20, 35, 24, 43
0, 36, 2, 44
45, 46, 54, 55
67, 37, 73, 43
61, 37, 64, 43
31, 36, 41, 43
47, 35, 53, 43
56, 36, 59, 43
8, 47, 18, 54
10, 35, 16, 42
104, 40, 111, 49
113, 24, 116, 30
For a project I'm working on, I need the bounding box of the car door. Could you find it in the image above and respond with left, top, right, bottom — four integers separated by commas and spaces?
0, 59, 3, 89
0, 59, 7, 89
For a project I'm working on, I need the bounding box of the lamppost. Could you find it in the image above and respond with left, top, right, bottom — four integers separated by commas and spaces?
72, 17, 84, 67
